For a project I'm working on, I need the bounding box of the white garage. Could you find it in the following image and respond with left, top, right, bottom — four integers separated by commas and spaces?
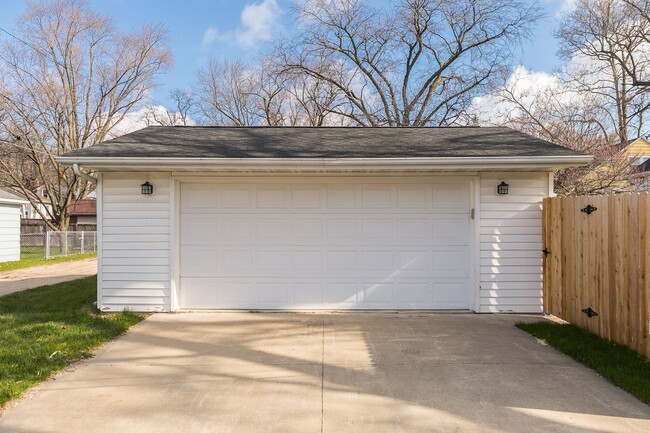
0, 190, 27, 263
58, 126, 592, 313
179, 177, 472, 310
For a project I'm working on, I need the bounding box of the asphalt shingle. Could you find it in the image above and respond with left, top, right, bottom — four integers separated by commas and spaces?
62, 126, 585, 159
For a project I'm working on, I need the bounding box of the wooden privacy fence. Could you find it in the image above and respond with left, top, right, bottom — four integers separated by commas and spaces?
543, 193, 650, 358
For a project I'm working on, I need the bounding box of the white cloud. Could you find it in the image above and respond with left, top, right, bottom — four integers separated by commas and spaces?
201, 27, 219, 50
201, 0, 283, 50
469, 66, 561, 125
556, 0, 578, 17
107, 105, 196, 139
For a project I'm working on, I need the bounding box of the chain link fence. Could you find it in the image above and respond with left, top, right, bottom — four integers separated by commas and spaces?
20, 231, 97, 259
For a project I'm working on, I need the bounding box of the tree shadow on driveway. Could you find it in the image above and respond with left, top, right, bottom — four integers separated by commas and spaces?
1, 313, 649, 433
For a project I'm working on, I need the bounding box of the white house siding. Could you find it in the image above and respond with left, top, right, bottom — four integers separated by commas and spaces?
0, 204, 22, 262
99, 172, 171, 312
479, 172, 547, 313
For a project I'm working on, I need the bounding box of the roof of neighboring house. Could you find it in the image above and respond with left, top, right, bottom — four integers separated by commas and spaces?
618, 137, 650, 155
0, 189, 28, 206
68, 199, 96, 216
62, 126, 585, 159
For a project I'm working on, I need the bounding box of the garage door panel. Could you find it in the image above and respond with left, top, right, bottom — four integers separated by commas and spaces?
292, 187, 322, 208
326, 218, 357, 239
289, 283, 323, 307
180, 280, 254, 309
221, 187, 252, 209
361, 251, 393, 271
180, 215, 218, 244
291, 218, 322, 240
433, 282, 470, 308
179, 180, 472, 310
256, 187, 287, 208
398, 185, 428, 208
432, 250, 470, 276
291, 250, 323, 272
256, 218, 289, 241
361, 218, 393, 239
326, 250, 359, 272
432, 184, 470, 211
362, 282, 394, 307
397, 218, 430, 241
432, 217, 469, 245
396, 282, 434, 308
396, 250, 430, 273
219, 218, 253, 242
325, 282, 360, 305
180, 250, 217, 276
362, 187, 393, 208
217, 250, 254, 275
182, 185, 218, 210
256, 250, 288, 274
255, 283, 288, 306
326, 187, 356, 208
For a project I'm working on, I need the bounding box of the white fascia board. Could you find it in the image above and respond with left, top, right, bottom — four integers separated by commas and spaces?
57, 155, 594, 172
0, 198, 28, 206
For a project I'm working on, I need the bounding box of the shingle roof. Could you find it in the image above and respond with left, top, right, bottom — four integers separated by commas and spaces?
68, 199, 96, 216
0, 188, 27, 204
62, 126, 585, 159
0, 189, 27, 201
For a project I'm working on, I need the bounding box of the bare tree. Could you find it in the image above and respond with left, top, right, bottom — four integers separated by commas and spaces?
484, 69, 638, 195
194, 58, 350, 126
284, 71, 351, 126
557, 0, 650, 143
620, 0, 650, 85
275, 0, 541, 127
195, 59, 259, 126
0, 0, 171, 231
142, 89, 194, 126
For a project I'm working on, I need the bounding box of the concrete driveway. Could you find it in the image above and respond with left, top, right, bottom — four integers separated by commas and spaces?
0, 258, 97, 297
1, 313, 649, 433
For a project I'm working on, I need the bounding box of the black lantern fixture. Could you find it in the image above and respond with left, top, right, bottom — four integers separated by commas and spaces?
497, 181, 509, 195
141, 181, 153, 195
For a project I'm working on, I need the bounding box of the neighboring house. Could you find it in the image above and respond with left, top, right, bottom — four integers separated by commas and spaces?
623, 137, 650, 191
68, 199, 97, 231
59, 126, 592, 313
586, 137, 650, 192
0, 190, 28, 263
19, 185, 53, 220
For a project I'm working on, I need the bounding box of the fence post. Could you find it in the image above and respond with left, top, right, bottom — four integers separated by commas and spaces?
81, 231, 85, 254
45, 231, 50, 259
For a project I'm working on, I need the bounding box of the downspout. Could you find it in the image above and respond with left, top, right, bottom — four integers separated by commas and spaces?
72, 163, 97, 184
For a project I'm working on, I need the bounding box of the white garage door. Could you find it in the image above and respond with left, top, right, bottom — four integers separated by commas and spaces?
179, 177, 472, 309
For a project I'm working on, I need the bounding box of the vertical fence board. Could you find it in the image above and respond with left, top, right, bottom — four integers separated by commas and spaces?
640, 193, 650, 357
544, 192, 650, 358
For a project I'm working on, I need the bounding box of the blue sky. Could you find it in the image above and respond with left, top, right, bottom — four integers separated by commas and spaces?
0, 0, 571, 108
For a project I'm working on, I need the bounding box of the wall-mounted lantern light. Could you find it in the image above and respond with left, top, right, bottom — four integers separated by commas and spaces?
497, 181, 509, 195
141, 181, 154, 195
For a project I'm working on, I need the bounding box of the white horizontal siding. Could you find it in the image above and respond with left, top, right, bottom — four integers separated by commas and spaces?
0, 203, 21, 262
478, 172, 547, 313
100, 172, 171, 312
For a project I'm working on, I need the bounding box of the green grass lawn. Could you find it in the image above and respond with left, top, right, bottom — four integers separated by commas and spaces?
0, 252, 97, 273
20, 246, 46, 260
0, 276, 142, 408
517, 322, 650, 405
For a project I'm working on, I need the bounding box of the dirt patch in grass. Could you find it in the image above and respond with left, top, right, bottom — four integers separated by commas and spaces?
0, 253, 97, 273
